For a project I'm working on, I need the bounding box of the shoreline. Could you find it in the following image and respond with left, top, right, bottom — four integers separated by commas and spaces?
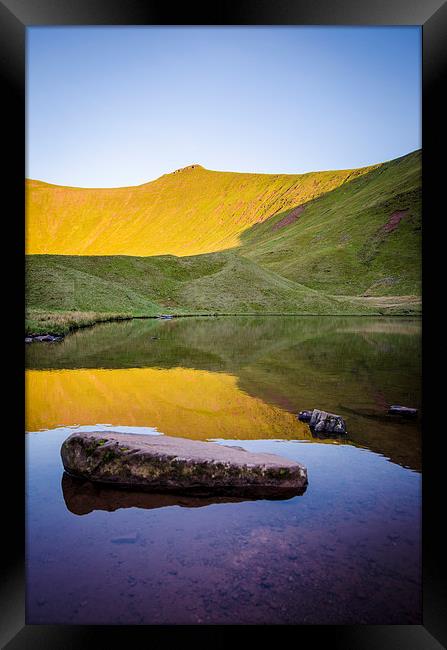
25, 309, 422, 343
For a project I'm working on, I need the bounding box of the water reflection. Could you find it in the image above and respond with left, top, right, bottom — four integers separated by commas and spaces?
25, 367, 312, 440
61, 472, 304, 516
27, 431, 422, 625
26, 317, 422, 625
26, 316, 421, 470
310, 430, 349, 440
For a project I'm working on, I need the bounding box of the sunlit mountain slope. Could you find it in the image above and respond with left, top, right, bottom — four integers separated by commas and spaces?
26, 163, 377, 256
25, 150, 421, 320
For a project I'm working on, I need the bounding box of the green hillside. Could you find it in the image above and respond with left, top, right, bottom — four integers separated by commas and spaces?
25, 150, 421, 333
241, 150, 421, 296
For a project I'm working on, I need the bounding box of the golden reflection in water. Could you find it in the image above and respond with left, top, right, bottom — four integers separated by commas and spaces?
25, 367, 311, 440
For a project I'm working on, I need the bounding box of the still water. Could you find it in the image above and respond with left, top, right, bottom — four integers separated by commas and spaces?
26, 316, 421, 624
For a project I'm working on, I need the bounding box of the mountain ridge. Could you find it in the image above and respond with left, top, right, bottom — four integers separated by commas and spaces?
27, 148, 419, 189
25, 149, 421, 329
26, 156, 386, 256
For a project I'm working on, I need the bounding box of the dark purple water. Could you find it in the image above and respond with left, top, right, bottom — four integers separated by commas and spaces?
26, 432, 420, 624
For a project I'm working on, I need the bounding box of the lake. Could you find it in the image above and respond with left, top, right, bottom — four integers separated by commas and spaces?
25, 316, 421, 624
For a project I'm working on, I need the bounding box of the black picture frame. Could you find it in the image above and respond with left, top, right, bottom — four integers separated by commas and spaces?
2, 1, 445, 647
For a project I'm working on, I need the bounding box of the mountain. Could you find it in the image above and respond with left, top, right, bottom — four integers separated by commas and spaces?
25, 150, 421, 329
26, 162, 379, 257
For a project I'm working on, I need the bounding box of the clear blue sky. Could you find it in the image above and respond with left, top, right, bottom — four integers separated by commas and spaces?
27, 26, 421, 188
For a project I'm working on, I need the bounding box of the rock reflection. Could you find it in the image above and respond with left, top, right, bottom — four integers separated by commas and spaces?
310, 431, 349, 441
61, 472, 306, 516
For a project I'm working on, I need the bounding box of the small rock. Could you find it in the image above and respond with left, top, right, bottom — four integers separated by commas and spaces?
297, 410, 313, 422
34, 334, 62, 342
25, 337, 33, 344
388, 405, 418, 418
298, 409, 347, 435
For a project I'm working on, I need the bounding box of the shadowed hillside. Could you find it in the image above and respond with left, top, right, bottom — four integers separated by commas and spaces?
241, 150, 421, 296
25, 251, 420, 332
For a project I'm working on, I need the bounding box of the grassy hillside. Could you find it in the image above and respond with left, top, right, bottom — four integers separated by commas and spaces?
25, 150, 421, 327
25, 252, 394, 333
242, 150, 421, 296
26, 163, 377, 256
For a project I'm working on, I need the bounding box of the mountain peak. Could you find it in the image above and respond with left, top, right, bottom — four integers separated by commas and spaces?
171, 164, 204, 175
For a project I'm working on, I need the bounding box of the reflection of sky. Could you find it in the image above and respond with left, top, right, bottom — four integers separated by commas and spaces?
27, 26, 421, 187
26, 424, 162, 436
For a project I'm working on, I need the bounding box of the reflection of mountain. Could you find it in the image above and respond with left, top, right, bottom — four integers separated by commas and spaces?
26, 367, 312, 440
26, 315, 421, 371
26, 316, 421, 470
62, 473, 303, 516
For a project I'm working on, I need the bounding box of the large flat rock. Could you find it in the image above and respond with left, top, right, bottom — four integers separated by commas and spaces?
61, 431, 308, 497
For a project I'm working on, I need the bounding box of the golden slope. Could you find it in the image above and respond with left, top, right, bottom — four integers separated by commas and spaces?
26, 163, 377, 256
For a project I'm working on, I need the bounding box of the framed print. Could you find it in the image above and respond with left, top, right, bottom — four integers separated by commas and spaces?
1, 0, 446, 647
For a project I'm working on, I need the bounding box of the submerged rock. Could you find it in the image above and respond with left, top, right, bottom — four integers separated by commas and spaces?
60, 431, 308, 497
110, 532, 138, 544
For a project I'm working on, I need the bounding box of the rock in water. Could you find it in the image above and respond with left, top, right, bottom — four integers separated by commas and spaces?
306, 409, 347, 435
297, 410, 313, 422
60, 431, 308, 497
388, 405, 418, 418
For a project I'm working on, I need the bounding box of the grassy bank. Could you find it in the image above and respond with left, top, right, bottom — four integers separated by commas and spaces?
25, 310, 131, 336
26, 253, 421, 325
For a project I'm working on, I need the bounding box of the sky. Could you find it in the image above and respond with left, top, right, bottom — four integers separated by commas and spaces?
27, 26, 421, 188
